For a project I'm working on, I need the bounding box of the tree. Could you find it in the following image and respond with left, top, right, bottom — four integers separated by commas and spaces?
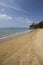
30, 21, 43, 29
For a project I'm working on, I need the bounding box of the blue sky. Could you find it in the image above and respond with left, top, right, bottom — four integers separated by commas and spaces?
0, 0, 43, 28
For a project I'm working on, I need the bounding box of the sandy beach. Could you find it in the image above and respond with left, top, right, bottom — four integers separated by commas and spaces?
0, 29, 43, 65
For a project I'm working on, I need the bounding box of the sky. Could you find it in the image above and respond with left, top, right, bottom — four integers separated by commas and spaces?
0, 0, 43, 28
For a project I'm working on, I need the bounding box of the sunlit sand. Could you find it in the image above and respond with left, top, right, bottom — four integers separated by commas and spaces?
0, 29, 43, 65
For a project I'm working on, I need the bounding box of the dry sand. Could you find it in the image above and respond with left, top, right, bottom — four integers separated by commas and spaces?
0, 29, 43, 65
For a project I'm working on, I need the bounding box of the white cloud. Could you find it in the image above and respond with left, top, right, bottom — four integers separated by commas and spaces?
0, 2, 26, 13
15, 17, 24, 22
0, 14, 12, 20
14, 17, 33, 28
1, 9, 4, 12
15, 17, 33, 24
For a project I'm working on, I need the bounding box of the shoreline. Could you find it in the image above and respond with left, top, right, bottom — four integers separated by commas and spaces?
0, 30, 33, 42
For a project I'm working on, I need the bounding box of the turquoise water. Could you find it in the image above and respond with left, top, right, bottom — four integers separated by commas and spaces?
0, 28, 29, 37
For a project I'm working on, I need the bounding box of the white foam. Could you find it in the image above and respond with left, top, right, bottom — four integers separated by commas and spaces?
0, 30, 33, 40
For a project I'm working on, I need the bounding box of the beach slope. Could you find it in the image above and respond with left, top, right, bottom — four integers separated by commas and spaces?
0, 29, 43, 65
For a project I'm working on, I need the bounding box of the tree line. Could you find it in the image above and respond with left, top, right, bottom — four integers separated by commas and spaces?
30, 21, 43, 29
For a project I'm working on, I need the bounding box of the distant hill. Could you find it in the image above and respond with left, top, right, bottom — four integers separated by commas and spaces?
30, 21, 43, 29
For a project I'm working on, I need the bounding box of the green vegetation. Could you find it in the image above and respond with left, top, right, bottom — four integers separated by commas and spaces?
30, 21, 43, 29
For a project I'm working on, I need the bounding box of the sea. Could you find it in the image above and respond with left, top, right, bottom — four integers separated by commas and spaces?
0, 28, 30, 38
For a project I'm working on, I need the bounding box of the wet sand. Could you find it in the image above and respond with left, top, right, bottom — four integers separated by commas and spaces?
0, 29, 43, 65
